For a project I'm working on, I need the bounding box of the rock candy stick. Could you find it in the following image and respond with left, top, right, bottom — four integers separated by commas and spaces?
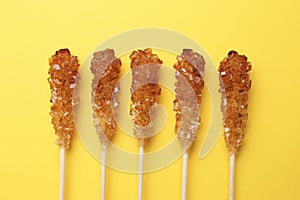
90, 49, 121, 200
129, 48, 162, 200
219, 51, 252, 200
173, 49, 205, 200
48, 49, 80, 200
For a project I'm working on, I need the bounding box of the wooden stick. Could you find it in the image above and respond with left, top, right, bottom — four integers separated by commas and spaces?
181, 152, 188, 200
229, 154, 235, 200
100, 145, 107, 200
60, 148, 66, 200
138, 146, 144, 200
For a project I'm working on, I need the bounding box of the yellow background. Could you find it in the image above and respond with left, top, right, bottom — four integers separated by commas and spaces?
0, 0, 300, 199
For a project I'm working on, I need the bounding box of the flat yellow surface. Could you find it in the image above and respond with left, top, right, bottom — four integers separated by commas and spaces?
1, 0, 300, 199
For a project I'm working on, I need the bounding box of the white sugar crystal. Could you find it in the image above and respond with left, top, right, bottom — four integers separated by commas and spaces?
113, 101, 119, 108
179, 130, 184, 137
190, 124, 199, 130
53, 79, 62, 85
52, 90, 57, 97
173, 101, 179, 110
53, 64, 60, 70
70, 83, 76, 89
113, 86, 119, 93
186, 134, 191, 140
63, 112, 69, 117
52, 90, 57, 103
224, 127, 229, 132
221, 71, 226, 75
94, 118, 100, 125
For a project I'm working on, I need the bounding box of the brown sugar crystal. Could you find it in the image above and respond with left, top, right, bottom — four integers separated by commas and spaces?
219, 50, 252, 155
91, 49, 121, 144
173, 49, 205, 150
129, 48, 162, 147
48, 49, 80, 149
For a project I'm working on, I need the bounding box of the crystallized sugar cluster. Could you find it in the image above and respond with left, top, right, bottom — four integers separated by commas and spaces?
48, 49, 80, 149
91, 49, 121, 144
219, 51, 252, 155
129, 48, 162, 147
173, 49, 205, 150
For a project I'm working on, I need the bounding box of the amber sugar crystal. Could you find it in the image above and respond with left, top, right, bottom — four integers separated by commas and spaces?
91, 49, 121, 144
219, 50, 252, 155
173, 49, 205, 149
48, 49, 80, 149
129, 48, 162, 147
